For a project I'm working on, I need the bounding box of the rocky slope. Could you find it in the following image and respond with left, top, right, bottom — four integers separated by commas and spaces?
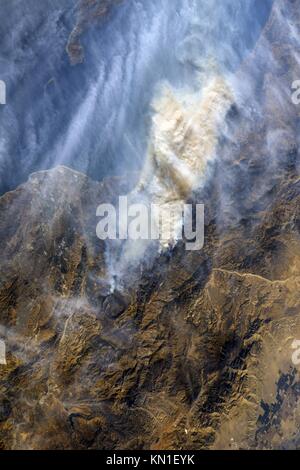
0, 0, 300, 450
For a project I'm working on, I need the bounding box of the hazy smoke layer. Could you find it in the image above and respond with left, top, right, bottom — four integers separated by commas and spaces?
0, 0, 273, 194
135, 76, 233, 247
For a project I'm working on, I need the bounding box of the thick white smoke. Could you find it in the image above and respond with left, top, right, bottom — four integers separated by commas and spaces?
135, 75, 234, 247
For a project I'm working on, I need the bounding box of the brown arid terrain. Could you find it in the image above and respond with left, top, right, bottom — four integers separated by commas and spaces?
1, 0, 300, 450
67, 0, 124, 65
